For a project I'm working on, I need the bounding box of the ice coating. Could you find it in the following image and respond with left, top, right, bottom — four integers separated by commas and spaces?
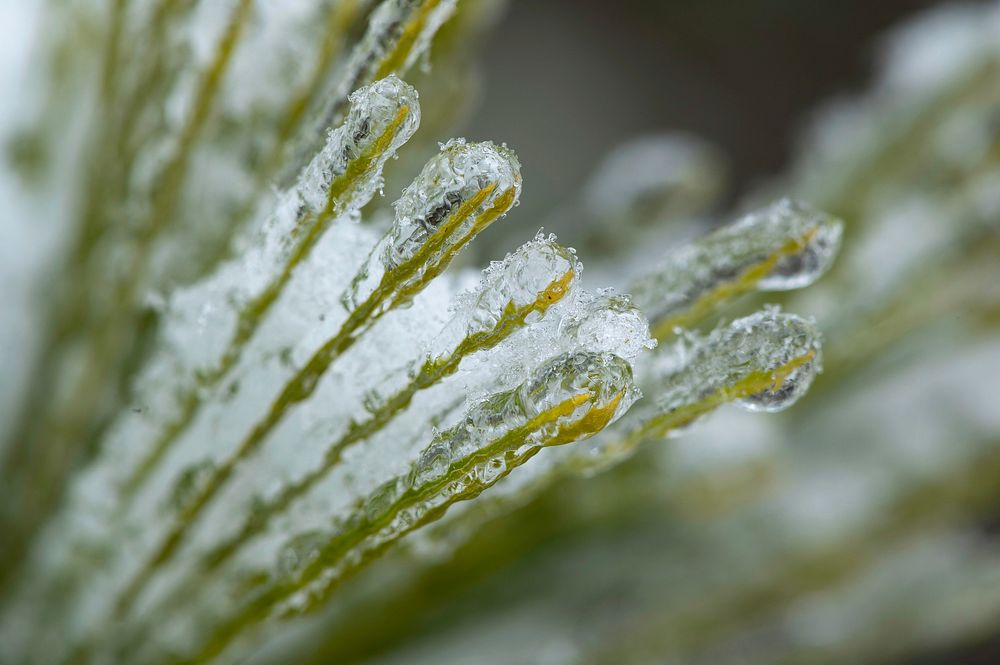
161, 237, 585, 588
340, 0, 456, 113
756, 201, 844, 290
647, 308, 823, 434
563, 308, 821, 476
447, 352, 637, 460
631, 198, 843, 332
450, 283, 657, 416
558, 289, 656, 363
462, 232, 577, 329
511, 351, 638, 439
431, 232, 579, 355
291, 0, 457, 178
298, 75, 420, 213
0, 1, 855, 656
107, 142, 520, 607
345, 139, 522, 311
364, 0, 458, 76
264, 352, 637, 613
103, 78, 421, 509
388, 139, 521, 268
732, 312, 825, 413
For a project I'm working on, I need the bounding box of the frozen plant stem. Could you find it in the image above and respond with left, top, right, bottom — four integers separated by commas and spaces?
286, 0, 458, 181
113, 139, 522, 617
137, 236, 579, 624
0, 0, 864, 660
630, 199, 842, 340
214, 0, 459, 271
122, 76, 421, 498
175, 352, 635, 665
575, 309, 823, 472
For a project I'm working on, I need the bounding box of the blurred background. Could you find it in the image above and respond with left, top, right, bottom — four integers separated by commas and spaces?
467, 0, 950, 251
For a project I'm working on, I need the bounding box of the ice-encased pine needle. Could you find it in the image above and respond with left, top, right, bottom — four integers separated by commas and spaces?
641, 307, 821, 435
344, 138, 522, 314
121, 76, 421, 498
184, 352, 637, 663
631, 198, 842, 338
574, 308, 822, 471
165, 235, 581, 585
111, 137, 522, 618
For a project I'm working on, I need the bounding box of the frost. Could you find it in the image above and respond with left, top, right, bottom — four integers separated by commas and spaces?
116, 76, 421, 500
559, 289, 656, 361
431, 231, 579, 357
147, 234, 586, 593
453, 232, 577, 331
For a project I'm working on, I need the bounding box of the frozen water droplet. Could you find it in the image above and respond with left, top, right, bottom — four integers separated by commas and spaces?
408, 352, 637, 495
646, 307, 822, 432
756, 199, 844, 290
631, 198, 842, 330
343, 140, 521, 312
738, 366, 812, 412
299, 75, 420, 213
386, 139, 521, 270
733, 310, 823, 412
517, 352, 638, 425
433, 232, 579, 354
559, 289, 655, 362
